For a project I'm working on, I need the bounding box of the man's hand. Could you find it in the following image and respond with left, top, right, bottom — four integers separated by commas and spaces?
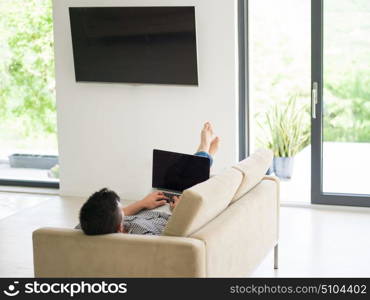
170, 195, 181, 210
122, 191, 168, 216
140, 191, 168, 210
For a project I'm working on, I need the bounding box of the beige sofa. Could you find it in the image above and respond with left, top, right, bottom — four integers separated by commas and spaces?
33, 149, 279, 277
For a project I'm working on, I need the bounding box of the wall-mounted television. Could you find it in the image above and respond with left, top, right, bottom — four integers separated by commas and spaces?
69, 7, 198, 85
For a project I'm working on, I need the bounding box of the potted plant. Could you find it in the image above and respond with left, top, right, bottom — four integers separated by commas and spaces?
261, 96, 310, 180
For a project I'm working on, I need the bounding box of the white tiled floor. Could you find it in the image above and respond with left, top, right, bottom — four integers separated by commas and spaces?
0, 192, 57, 220
0, 191, 369, 277
252, 205, 370, 277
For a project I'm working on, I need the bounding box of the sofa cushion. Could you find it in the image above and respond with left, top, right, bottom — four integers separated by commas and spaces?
231, 148, 273, 203
163, 167, 242, 237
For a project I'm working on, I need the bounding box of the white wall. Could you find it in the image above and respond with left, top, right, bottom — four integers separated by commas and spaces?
53, 0, 239, 199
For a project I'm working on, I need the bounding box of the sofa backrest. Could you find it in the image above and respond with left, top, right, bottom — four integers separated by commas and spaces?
163, 167, 242, 237
231, 148, 273, 202
33, 227, 206, 277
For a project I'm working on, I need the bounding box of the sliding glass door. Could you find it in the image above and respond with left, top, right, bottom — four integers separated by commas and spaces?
311, 0, 370, 206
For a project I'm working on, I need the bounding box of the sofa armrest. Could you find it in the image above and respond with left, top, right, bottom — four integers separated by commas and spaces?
191, 177, 279, 277
33, 227, 206, 277
262, 175, 280, 184
262, 175, 280, 202
262, 175, 280, 239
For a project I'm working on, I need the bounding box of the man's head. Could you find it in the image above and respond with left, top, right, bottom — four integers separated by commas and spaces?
79, 188, 124, 235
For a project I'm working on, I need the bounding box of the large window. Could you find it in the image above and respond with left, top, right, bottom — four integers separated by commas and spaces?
0, 0, 58, 187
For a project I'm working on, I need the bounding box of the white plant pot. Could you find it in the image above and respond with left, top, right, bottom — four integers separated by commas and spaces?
273, 156, 294, 180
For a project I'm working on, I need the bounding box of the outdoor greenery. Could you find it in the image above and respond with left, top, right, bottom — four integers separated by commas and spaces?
322, 0, 370, 143
324, 67, 370, 142
0, 0, 56, 153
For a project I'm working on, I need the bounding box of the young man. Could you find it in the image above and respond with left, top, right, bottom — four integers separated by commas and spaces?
78, 122, 219, 236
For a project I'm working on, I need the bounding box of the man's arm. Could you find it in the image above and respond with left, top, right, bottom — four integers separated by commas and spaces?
122, 191, 168, 216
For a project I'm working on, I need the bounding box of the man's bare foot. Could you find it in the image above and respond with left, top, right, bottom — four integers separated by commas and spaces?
197, 122, 214, 153
209, 136, 220, 157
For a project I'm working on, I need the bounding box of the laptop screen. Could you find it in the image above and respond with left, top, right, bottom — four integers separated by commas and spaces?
152, 149, 210, 192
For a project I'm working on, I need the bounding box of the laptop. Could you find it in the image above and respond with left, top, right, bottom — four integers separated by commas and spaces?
152, 149, 210, 201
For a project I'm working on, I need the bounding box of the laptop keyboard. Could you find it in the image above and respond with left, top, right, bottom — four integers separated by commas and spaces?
162, 192, 181, 202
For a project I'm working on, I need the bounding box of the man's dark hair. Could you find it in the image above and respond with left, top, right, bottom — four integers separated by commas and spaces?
79, 188, 122, 235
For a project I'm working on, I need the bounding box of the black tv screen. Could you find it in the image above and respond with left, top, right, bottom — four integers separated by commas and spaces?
69, 7, 198, 85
